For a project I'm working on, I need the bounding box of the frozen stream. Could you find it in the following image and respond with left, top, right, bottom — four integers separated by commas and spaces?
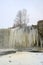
0, 52, 43, 65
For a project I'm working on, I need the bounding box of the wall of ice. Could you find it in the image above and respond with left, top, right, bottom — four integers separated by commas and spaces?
0, 27, 38, 49
9, 27, 38, 49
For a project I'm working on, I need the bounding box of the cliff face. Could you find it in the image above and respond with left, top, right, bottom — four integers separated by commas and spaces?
0, 29, 10, 48
38, 20, 43, 37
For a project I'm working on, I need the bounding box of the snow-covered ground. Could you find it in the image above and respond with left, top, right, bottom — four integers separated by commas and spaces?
0, 52, 43, 65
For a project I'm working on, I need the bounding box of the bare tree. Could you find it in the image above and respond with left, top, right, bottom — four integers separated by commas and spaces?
13, 9, 29, 27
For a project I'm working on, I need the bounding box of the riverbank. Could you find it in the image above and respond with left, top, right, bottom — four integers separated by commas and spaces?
0, 48, 43, 56
0, 49, 17, 56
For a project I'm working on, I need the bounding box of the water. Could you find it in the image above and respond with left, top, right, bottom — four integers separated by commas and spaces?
0, 52, 43, 65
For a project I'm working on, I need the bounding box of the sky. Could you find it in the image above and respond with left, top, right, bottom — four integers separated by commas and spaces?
0, 0, 43, 28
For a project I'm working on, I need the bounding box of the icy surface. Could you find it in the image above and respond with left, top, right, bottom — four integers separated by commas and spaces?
0, 52, 43, 65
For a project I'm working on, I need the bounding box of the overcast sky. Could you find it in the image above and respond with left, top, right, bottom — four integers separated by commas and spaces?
0, 0, 43, 28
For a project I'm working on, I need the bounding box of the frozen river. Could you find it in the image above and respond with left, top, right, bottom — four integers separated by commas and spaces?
0, 52, 43, 65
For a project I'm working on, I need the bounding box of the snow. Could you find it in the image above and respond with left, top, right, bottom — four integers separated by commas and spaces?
0, 52, 43, 65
